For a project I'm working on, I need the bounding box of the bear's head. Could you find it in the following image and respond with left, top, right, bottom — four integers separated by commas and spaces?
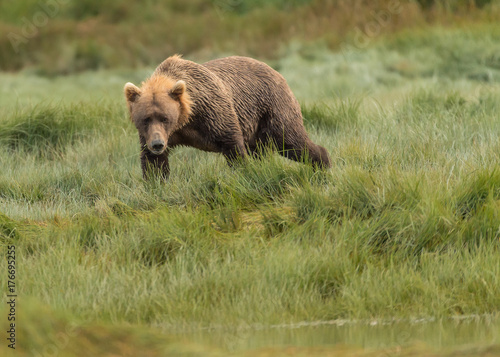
124, 76, 192, 155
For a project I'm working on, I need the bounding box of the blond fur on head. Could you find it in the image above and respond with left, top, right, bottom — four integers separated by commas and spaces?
143, 75, 192, 122
124, 74, 193, 127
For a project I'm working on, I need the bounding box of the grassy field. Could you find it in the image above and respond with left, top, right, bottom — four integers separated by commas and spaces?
1, 22, 500, 356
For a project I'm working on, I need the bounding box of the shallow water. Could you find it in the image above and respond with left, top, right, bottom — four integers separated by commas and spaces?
180, 316, 500, 352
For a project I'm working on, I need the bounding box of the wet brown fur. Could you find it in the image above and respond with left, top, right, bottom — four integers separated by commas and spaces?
124, 55, 331, 180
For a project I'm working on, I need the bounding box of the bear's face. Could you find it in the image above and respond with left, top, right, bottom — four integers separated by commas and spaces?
124, 77, 192, 155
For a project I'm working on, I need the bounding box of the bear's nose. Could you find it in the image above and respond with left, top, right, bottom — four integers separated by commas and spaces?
151, 140, 165, 152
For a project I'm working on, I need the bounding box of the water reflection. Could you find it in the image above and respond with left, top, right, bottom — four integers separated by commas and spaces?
178, 316, 500, 352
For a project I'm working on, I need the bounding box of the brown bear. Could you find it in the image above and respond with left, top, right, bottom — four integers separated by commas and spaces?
124, 55, 331, 180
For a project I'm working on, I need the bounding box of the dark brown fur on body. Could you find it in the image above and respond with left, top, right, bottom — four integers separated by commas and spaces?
124, 55, 331, 180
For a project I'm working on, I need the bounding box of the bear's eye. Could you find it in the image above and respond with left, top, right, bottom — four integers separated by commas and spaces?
143, 117, 151, 124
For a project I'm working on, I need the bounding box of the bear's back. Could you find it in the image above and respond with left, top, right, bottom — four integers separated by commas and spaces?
154, 55, 300, 141
202, 56, 288, 104
203, 57, 298, 136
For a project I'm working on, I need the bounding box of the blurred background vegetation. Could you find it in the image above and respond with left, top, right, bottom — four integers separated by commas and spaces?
0, 0, 499, 75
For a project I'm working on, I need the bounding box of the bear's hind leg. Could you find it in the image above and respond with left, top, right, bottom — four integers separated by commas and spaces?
266, 104, 331, 168
221, 138, 248, 167
308, 142, 332, 169
248, 137, 275, 161
274, 134, 331, 169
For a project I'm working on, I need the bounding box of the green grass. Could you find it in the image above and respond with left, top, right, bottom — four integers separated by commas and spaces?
1, 24, 500, 355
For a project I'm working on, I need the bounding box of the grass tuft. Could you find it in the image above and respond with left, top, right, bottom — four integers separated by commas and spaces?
0, 102, 124, 156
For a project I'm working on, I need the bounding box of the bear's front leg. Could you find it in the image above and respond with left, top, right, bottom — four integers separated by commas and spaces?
141, 148, 170, 181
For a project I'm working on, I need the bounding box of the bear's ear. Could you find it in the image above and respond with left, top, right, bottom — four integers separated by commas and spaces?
124, 82, 141, 103
170, 80, 186, 100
